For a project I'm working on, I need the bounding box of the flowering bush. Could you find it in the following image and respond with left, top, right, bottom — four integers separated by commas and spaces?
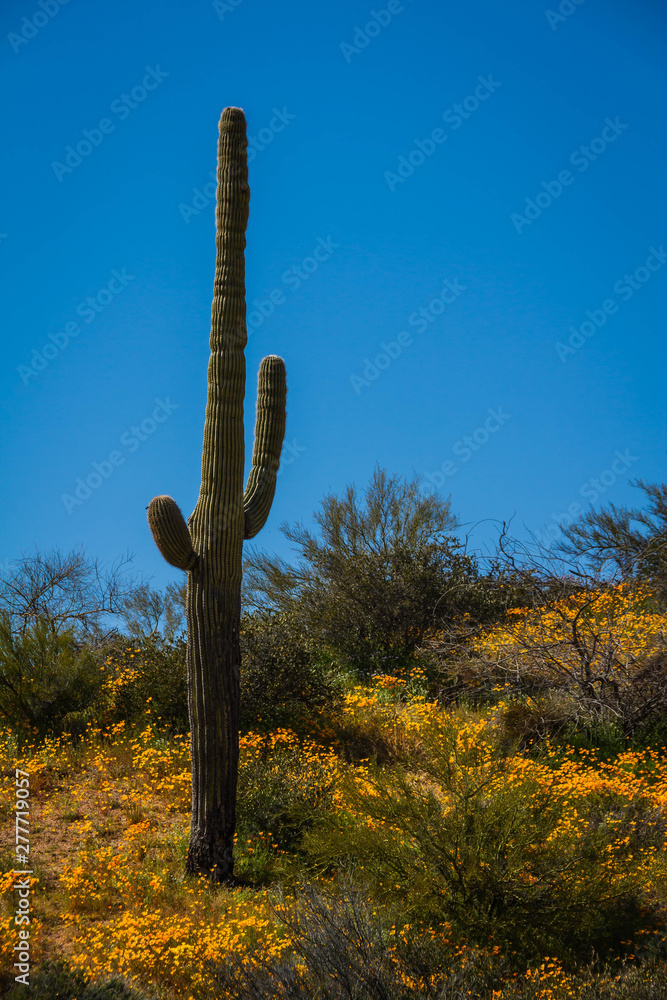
472, 584, 667, 730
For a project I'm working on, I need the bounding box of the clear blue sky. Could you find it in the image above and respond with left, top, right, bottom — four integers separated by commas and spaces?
1, 0, 665, 592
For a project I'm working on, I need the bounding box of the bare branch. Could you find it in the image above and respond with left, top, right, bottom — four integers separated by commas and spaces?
0, 547, 136, 638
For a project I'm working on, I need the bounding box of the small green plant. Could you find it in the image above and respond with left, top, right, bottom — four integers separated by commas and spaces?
493, 691, 573, 755
233, 835, 277, 887
236, 736, 338, 863
124, 801, 146, 826
93, 817, 117, 839
59, 796, 85, 822
4, 959, 154, 1000
552, 710, 667, 762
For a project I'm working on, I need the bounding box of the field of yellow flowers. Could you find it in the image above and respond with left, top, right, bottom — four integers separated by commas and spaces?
2, 591, 667, 1000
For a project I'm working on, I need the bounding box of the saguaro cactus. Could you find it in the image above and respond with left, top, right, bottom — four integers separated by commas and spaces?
147, 107, 287, 882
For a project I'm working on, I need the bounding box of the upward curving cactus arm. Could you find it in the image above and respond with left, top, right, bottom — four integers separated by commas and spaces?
243, 355, 287, 539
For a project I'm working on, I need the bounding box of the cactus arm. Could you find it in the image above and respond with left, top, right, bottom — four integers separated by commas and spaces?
243, 355, 287, 539
147, 496, 198, 570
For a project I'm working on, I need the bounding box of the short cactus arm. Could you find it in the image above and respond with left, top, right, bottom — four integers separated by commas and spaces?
147, 495, 198, 570
243, 355, 287, 539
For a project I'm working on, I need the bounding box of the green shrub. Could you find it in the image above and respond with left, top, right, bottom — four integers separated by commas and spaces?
243, 467, 497, 679
4, 958, 153, 1000
235, 731, 339, 874
103, 608, 342, 739
103, 634, 189, 733
206, 869, 667, 998
296, 719, 662, 973
239, 610, 343, 735
0, 618, 105, 739
493, 692, 574, 754
498, 958, 667, 999
545, 711, 667, 765
205, 868, 508, 999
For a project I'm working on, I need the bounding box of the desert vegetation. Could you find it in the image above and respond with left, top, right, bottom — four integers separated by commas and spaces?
1, 469, 666, 998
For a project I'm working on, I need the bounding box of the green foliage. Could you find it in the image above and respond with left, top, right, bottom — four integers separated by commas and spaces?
235, 733, 338, 865
0, 617, 105, 738
296, 721, 662, 973
104, 634, 189, 733
204, 868, 667, 997
493, 672, 667, 764
556, 479, 667, 604
493, 692, 574, 754
239, 609, 343, 734
556, 712, 667, 762
4, 959, 153, 1000
324, 535, 479, 676
205, 869, 508, 999
498, 960, 667, 999
104, 604, 343, 739
244, 466, 490, 675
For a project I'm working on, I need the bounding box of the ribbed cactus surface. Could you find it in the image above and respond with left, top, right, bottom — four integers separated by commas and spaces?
147, 107, 287, 881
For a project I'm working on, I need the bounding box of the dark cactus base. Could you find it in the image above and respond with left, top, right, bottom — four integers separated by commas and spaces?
186, 823, 236, 882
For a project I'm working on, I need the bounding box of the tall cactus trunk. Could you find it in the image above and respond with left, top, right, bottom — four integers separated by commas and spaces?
186, 107, 247, 881
146, 107, 287, 883
185, 580, 241, 878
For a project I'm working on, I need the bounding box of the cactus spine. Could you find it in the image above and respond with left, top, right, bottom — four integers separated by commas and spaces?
147, 107, 287, 882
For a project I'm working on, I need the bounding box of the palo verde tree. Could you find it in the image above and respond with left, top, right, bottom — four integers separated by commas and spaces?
0, 548, 134, 737
0, 547, 133, 640
554, 479, 667, 605
243, 466, 485, 674
147, 108, 287, 882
